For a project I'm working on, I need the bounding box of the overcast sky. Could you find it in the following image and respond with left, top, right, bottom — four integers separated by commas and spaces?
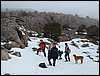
1, 1, 99, 19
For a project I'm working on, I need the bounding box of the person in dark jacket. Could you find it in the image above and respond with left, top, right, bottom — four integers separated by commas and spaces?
37, 40, 46, 57
48, 43, 58, 66
57, 46, 63, 60
57, 50, 63, 60
64, 43, 71, 62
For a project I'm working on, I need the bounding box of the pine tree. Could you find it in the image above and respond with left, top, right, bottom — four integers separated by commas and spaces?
43, 22, 61, 42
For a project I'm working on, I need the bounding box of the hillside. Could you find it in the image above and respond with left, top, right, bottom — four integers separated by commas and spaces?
1, 9, 99, 45
1, 37, 99, 75
1, 9, 99, 34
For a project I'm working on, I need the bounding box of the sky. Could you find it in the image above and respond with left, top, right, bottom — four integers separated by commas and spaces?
1, 1, 99, 19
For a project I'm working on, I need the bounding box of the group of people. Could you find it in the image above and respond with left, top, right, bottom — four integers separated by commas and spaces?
37, 39, 71, 67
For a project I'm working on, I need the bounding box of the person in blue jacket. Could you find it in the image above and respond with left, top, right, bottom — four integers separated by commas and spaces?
64, 43, 71, 62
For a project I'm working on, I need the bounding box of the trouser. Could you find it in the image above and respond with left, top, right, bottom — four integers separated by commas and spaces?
48, 58, 56, 66
59, 52, 63, 59
59, 55, 62, 59
65, 53, 70, 61
37, 48, 46, 57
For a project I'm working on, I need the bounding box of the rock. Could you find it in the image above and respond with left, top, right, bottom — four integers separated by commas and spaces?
95, 59, 99, 62
1, 45, 5, 49
81, 44, 89, 47
11, 42, 20, 48
8, 50, 14, 53
11, 51, 21, 57
3, 43, 12, 50
1, 48, 11, 61
82, 51, 90, 54
97, 47, 99, 53
32, 47, 38, 52
1, 17, 28, 49
71, 41, 79, 49
82, 52, 88, 54
4, 73, 11, 75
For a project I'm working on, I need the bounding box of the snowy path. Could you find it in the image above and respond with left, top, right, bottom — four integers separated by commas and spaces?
1, 37, 99, 75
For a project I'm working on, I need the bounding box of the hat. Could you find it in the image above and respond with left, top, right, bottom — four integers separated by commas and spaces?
40, 40, 43, 42
65, 43, 67, 45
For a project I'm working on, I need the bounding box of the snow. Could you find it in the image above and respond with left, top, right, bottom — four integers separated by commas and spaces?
1, 42, 6, 45
75, 31, 87, 35
19, 26, 26, 31
31, 31, 39, 36
1, 37, 99, 75
1, 41, 12, 45
26, 30, 39, 37
8, 41, 12, 44
19, 27, 26, 35
68, 28, 72, 30
75, 32, 78, 34
83, 32, 87, 34
18, 26, 39, 36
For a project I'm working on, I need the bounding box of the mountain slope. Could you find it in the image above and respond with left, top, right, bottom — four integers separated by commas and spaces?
1, 37, 99, 75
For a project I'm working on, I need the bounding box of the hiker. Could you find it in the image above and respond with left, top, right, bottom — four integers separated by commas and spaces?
57, 46, 63, 60
48, 43, 58, 66
48, 43, 53, 51
37, 40, 46, 57
64, 43, 71, 62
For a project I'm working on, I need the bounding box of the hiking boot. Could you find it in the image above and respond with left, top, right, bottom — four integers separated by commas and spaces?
65, 60, 68, 62
49, 64, 52, 66
53, 64, 55, 67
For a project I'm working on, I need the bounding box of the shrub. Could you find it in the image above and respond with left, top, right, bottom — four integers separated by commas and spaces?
86, 25, 99, 41
43, 22, 61, 42
77, 24, 86, 34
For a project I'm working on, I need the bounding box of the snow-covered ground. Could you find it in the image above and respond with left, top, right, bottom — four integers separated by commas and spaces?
1, 37, 99, 75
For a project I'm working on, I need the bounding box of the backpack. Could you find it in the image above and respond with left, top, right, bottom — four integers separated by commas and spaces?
67, 48, 71, 53
39, 63, 47, 68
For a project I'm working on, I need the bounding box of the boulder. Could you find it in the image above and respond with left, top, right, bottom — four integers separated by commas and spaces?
3, 43, 12, 50
11, 51, 21, 57
11, 42, 20, 48
1, 48, 11, 61
1, 17, 28, 49
81, 44, 89, 47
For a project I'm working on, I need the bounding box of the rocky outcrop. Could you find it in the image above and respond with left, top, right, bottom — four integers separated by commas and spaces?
1, 47, 11, 61
1, 17, 28, 49
3, 43, 12, 50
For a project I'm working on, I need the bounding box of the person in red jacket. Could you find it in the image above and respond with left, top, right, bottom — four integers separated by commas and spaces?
37, 40, 46, 57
